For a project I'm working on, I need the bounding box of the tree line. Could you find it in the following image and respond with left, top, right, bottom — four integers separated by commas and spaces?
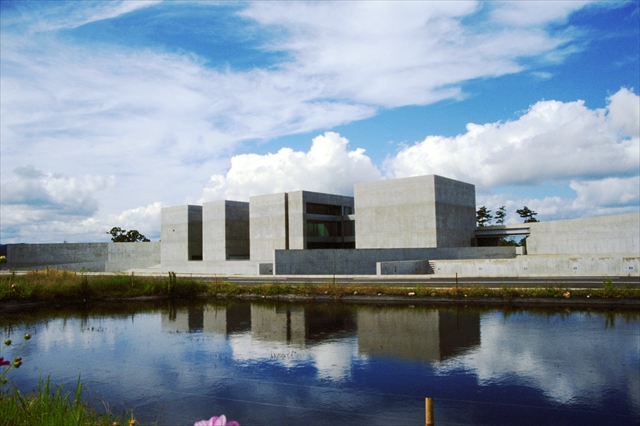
476, 206, 538, 227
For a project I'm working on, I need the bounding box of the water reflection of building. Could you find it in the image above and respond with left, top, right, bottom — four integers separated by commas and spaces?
357, 308, 480, 362
250, 305, 357, 347
161, 304, 251, 334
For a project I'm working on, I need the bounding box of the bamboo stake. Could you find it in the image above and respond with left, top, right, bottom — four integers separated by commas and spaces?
425, 397, 434, 426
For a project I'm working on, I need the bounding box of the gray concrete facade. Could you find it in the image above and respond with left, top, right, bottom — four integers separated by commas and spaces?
203, 200, 250, 261
249, 192, 288, 263
355, 175, 475, 249
161, 205, 203, 272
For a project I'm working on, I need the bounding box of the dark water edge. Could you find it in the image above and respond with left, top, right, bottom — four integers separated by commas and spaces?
1, 291, 639, 316
1, 299, 639, 426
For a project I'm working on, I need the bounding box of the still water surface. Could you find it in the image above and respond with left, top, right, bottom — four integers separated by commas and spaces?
1, 301, 638, 426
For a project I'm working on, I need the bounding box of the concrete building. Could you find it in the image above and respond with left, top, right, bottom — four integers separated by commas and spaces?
5, 174, 639, 277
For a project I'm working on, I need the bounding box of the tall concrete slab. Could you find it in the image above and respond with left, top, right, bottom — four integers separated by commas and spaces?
161, 205, 203, 270
203, 200, 250, 261
433, 175, 476, 247
355, 175, 475, 249
250, 192, 288, 263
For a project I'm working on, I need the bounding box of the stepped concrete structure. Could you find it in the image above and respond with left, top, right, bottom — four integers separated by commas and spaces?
5, 174, 639, 277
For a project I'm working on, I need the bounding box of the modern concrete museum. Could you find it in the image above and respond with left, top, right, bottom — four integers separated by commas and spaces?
6, 174, 640, 276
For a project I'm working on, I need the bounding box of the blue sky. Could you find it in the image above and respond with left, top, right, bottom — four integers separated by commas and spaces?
1, 1, 638, 243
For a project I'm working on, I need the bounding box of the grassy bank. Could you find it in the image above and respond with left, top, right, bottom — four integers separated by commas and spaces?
0, 269, 207, 302
1, 269, 638, 304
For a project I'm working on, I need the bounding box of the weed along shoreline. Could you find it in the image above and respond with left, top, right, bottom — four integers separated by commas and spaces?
1, 269, 638, 312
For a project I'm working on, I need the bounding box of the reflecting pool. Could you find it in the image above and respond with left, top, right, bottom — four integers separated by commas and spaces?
1, 301, 638, 425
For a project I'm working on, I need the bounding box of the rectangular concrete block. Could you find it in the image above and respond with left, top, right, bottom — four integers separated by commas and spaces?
355, 175, 475, 249
161, 205, 203, 263
203, 200, 249, 261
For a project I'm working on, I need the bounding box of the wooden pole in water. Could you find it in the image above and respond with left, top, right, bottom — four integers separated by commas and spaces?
425, 397, 434, 426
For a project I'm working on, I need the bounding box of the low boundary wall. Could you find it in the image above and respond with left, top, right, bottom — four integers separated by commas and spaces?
274, 247, 517, 275
160, 259, 258, 275
432, 255, 639, 276
6, 243, 161, 272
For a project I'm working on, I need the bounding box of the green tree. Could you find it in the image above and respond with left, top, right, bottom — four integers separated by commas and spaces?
107, 227, 150, 242
495, 206, 506, 224
476, 206, 493, 227
516, 206, 539, 223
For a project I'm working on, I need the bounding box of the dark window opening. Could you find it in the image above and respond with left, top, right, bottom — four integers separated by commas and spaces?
307, 241, 355, 249
306, 202, 342, 216
342, 221, 355, 237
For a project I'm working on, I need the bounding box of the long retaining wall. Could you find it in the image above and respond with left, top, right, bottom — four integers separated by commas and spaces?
161, 259, 258, 275
6, 243, 161, 272
432, 255, 639, 276
274, 247, 517, 275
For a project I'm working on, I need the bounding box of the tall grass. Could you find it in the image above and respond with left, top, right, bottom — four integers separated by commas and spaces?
0, 269, 207, 302
0, 377, 133, 426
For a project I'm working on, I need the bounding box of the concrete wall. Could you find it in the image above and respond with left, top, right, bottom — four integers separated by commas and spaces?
432, 255, 639, 276
105, 242, 161, 272
274, 247, 516, 275
160, 259, 258, 274
354, 174, 475, 249
6, 243, 109, 271
527, 213, 640, 255
377, 259, 432, 275
203, 200, 250, 261
250, 193, 288, 262
161, 205, 203, 266
6, 242, 160, 272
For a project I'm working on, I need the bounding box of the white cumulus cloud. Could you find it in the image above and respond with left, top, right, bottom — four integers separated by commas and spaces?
384, 88, 640, 189
200, 132, 381, 202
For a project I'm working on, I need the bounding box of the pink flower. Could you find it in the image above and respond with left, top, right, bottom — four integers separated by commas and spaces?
0, 357, 9, 366
194, 415, 240, 426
